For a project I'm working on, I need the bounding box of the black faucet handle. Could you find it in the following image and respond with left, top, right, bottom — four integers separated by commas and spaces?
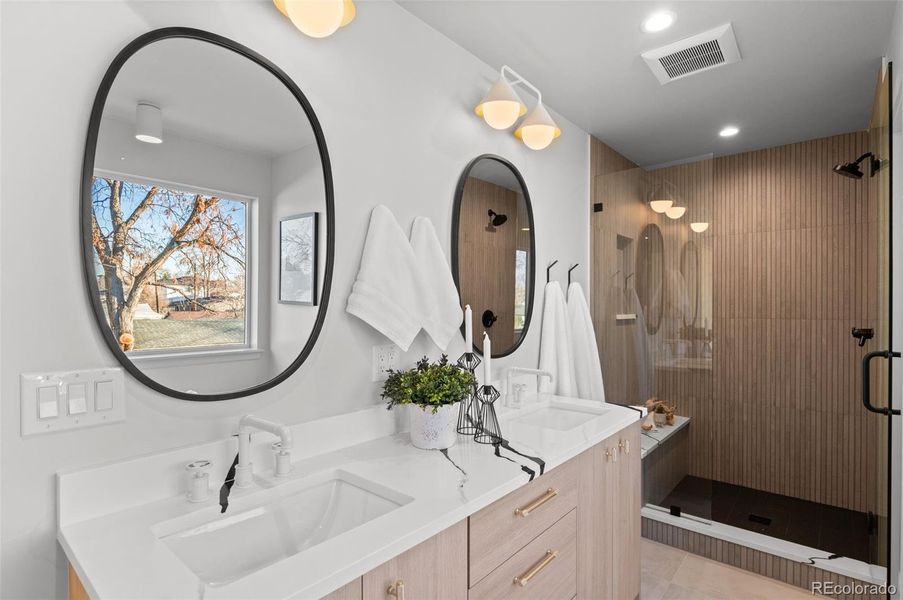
852, 327, 875, 347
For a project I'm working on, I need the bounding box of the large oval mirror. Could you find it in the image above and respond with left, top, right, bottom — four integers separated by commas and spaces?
452, 155, 535, 357
635, 223, 663, 335
81, 29, 333, 401
680, 240, 699, 327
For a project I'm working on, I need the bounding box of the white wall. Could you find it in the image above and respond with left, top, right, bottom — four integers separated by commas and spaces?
0, 1, 590, 598
887, 1, 903, 595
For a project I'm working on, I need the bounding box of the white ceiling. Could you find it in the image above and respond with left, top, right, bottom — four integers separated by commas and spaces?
399, 0, 896, 166
104, 37, 316, 157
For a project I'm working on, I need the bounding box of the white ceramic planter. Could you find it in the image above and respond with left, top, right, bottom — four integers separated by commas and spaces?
409, 402, 459, 450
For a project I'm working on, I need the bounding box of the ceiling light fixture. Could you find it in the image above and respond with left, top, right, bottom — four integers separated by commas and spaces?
135, 102, 163, 144
665, 205, 686, 220
475, 65, 561, 150
690, 222, 710, 233
642, 11, 676, 33
274, 0, 356, 39
719, 125, 740, 137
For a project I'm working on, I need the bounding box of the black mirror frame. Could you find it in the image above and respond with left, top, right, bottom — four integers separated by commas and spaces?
451, 154, 536, 358
80, 27, 335, 402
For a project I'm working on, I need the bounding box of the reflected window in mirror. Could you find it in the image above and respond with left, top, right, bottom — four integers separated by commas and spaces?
453, 155, 535, 357
91, 174, 250, 354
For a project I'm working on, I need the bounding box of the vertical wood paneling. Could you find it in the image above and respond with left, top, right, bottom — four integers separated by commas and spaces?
591, 131, 887, 515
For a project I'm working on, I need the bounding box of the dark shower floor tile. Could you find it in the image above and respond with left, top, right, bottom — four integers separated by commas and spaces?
656, 476, 878, 565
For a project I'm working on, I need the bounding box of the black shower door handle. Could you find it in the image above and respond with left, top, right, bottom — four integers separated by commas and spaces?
862, 350, 901, 415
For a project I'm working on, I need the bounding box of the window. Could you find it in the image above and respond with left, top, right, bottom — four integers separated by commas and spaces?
514, 249, 528, 332
90, 174, 249, 354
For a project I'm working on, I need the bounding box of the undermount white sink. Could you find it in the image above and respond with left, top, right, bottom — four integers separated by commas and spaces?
511, 400, 610, 431
152, 470, 412, 587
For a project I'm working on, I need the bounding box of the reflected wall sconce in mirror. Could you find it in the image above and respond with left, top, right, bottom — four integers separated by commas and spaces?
475, 65, 561, 151
135, 102, 162, 144
487, 209, 508, 227
665, 205, 686, 219
273, 0, 356, 38
648, 180, 675, 213
690, 222, 709, 233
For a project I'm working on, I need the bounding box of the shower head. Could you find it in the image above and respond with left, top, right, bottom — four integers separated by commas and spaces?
833, 152, 879, 179
487, 209, 508, 227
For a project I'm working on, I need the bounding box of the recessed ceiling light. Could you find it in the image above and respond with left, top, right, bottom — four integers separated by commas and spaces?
642, 11, 675, 33
719, 125, 740, 137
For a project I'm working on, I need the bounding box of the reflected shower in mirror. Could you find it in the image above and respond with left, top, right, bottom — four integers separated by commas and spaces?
452, 155, 535, 357
82, 30, 332, 400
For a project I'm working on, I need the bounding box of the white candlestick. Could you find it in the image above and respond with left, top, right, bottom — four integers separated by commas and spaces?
464, 305, 473, 349
483, 332, 492, 385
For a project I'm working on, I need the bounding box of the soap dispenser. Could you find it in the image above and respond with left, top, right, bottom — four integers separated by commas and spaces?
185, 460, 212, 503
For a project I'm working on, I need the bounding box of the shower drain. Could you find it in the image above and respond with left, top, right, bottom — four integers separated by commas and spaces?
748, 513, 772, 526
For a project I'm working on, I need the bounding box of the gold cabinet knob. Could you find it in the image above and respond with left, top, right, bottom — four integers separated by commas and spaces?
619, 439, 630, 455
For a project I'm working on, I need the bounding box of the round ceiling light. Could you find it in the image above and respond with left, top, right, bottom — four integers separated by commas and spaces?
642, 11, 675, 33
719, 125, 740, 137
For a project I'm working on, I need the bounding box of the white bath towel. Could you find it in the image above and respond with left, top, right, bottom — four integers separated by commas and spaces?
410, 217, 462, 351
567, 282, 605, 403
347, 206, 423, 351
538, 281, 578, 397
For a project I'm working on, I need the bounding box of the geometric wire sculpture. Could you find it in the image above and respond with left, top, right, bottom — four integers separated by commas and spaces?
456, 352, 483, 435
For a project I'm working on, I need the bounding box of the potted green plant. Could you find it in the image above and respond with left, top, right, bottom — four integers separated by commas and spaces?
382, 355, 476, 450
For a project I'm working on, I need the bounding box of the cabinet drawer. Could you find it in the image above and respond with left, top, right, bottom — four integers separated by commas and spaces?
468, 510, 576, 600
469, 457, 578, 586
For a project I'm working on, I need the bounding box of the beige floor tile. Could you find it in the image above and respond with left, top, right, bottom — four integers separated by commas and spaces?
670, 553, 820, 600
660, 582, 721, 599
641, 539, 688, 581
641, 571, 671, 600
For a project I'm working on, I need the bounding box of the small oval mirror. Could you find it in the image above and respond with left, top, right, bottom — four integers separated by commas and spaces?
81, 29, 333, 401
635, 223, 663, 335
452, 155, 535, 357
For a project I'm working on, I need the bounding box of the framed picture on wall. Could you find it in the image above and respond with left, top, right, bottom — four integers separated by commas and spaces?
279, 212, 318, 305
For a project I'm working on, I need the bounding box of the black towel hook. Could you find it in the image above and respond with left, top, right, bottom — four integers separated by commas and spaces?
568, 263, 579, 286
546, 260, 558, 283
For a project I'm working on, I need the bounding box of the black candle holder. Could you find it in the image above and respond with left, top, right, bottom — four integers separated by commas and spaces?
456, 352, 482, 435
474, 385, 503, 445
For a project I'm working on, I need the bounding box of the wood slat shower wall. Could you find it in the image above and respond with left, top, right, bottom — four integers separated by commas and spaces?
590, 132, 886, 513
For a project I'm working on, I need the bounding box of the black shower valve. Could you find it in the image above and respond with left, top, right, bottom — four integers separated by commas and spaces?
482, 310, 498, 328
851, 327, 874, 347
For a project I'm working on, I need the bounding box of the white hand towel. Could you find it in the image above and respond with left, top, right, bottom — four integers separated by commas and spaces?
410, 217, 462, 351
567, 282, 605, 402
347, 206, 422, 351
538, 281, 578, 397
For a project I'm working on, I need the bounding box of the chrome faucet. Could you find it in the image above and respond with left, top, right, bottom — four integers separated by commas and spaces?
506, 367, 553, 398
234, 415, 294, 488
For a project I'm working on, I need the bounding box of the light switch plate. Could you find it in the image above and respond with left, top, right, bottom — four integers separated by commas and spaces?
21, 368, 125, 436
372, 344, 400, 382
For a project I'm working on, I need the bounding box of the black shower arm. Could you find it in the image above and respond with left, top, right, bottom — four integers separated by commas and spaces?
862, 350, 901, 415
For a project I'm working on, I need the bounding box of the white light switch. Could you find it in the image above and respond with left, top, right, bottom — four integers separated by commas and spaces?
37, 386, 59, 420
21, 368, 125, 436
95, 381, 113, 411
67, 383, 87, 415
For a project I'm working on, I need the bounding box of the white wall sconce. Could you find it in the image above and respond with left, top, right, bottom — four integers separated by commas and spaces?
135, 102, 162, 144
273, 0, 356, 39
648, 182, 674, 213
690, 222, 710, 233
475, 65, 561, 151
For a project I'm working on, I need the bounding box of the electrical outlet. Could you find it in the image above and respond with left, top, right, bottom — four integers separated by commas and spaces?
372, 344, 400, 382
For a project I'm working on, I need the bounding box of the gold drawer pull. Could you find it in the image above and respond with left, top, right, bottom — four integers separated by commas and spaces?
514, 488, 558, 517
619, 439, 630, 455
513, 550, 558, 587
387, 579, 405, 600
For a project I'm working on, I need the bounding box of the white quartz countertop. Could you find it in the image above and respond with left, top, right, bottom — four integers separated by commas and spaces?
58, 398, 639, 600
